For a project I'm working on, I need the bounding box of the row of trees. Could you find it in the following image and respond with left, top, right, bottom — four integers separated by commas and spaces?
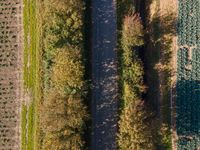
39, 0, 89, 149
117, 1, 173, 149
117, 10, 155, 149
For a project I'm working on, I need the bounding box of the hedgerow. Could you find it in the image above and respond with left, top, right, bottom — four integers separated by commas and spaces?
39, 0, 89, 149
117, 13, 155, 150
42, 0, 85, 90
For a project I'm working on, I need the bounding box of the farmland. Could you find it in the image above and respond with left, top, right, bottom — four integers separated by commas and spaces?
0, 0, 23, 149
176, 0, 200, 149
1, 0, 200, 149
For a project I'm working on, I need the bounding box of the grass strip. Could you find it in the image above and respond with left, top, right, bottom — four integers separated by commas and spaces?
21, 0, 40, 149
21, 104, 27, 150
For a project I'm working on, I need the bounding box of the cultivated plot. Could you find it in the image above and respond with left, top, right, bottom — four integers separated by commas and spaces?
0, 0, 23, 149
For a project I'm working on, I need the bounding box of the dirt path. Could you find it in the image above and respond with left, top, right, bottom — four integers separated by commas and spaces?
0, 0, 23, 149
145, 0, 178, 149
91, 0, 118, 149
159, 0, 178, 149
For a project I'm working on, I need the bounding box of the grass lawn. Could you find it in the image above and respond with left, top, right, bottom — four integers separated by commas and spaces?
21, 0, 41, 149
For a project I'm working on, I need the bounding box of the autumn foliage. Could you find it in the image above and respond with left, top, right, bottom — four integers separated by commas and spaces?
118, 13, 155, 150
39, 0, 89, 149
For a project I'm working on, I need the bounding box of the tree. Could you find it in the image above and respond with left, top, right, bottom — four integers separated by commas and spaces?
51, 47, 85, 93
122, 13, 144, 48
40, 0, 88, 149
118, 100, 154, 150
41, 89, 88, 150
118, 13, 155, 149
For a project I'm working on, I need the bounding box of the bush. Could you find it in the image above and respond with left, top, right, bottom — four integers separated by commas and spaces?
117, 0, 135, 27
42, 0, 85, 89
44, 0, 84, 47
118, 101, 154, 150
122, 14, 145, 96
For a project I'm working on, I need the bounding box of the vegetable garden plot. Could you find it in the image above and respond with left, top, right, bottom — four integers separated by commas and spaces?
0, 0, 23, 149
176, 0, 200, 149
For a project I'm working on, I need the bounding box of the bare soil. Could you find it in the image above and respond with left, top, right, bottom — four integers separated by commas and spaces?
0, 0, 23, 149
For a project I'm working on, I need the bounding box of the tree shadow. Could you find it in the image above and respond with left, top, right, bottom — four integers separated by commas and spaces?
138, 0, 177, 149
83, 0, 92, 149
143, 0, 177, 117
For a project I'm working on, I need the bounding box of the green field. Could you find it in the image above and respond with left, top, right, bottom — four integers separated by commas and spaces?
176, 0, 200, 149
21, 0, 41, 149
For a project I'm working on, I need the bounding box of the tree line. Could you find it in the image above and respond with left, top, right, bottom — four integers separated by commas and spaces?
39, 0, 89, 149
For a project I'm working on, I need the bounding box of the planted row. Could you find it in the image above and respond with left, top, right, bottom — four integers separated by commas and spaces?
177, 0, 200, 149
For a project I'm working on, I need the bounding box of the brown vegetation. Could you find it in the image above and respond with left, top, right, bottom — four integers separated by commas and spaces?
41, 89, 88, 150
38, 0, 89, 149
118, 13, 155, 150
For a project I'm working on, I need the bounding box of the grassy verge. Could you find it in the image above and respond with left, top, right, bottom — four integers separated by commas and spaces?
27, 104, 34, 149
21, 0, 41, 149
21, 104, 27, 150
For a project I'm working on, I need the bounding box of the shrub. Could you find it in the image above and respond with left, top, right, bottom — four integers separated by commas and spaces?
42, 0, 85, 89
44, 0, 84, 47
117, 0, 135, 27
118, 101, 154, 150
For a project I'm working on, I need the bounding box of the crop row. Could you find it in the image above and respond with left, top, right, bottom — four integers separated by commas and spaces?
0, 0, 23, 149
177, 0, 200, 149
